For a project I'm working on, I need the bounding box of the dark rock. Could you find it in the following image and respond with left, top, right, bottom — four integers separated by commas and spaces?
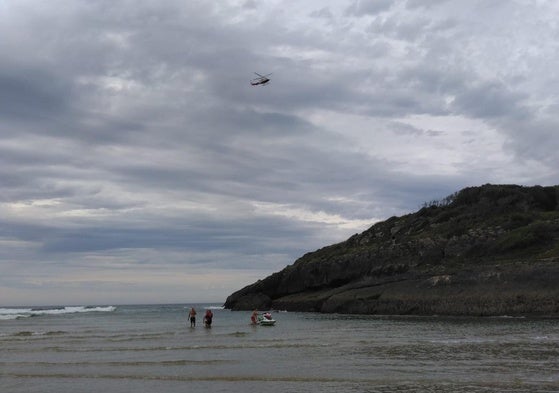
224, 184, 559, 316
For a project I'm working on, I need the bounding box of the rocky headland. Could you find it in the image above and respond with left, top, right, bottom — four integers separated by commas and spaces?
224, 184, 559, 316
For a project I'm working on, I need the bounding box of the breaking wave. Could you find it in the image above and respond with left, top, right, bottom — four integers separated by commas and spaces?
0, 306, 116, 320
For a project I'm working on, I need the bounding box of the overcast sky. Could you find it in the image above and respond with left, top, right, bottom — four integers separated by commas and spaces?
1, 0, 558, 306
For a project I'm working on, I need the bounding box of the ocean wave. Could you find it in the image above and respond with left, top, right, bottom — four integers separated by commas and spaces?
184, 305, 224, 310
0, 306, 116, 320
0, 314, 29, 320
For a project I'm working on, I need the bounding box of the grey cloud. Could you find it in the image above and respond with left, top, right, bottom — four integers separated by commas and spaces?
405, 0, 451, 10
451, 81, 530, 120
1, 0, 558, 305
0, 67, 73, 123
346, 0, 395, 16
501, 117, 559, 168
309, 7, 334, 20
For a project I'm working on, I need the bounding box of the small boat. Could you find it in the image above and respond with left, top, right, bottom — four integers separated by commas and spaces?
258, 313, 276, 326
258, 317, 276, 326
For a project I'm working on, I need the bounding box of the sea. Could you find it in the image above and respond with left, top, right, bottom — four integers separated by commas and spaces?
1, 304, 559, 393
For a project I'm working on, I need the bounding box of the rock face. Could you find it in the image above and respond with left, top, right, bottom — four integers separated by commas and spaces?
224, 184, 559, 316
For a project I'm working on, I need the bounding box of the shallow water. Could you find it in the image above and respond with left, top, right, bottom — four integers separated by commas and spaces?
1, 304, 559, 392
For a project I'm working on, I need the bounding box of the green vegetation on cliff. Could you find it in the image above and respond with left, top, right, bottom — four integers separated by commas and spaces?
224, 184, 559, 316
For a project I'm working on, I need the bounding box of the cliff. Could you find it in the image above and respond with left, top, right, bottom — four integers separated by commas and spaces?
224, 184, 559, 316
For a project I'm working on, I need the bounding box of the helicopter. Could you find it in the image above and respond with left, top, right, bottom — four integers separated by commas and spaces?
250, 72, 272, 86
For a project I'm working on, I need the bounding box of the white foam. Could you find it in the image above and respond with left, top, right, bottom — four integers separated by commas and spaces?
0, 308, 33, 315
0, 308, 33, 320
0, 306, 116, 320
0, 314, 29, 320
205, 305, 225, 310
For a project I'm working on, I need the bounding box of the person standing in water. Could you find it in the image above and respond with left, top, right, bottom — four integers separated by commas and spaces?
188, 307, 197, 327
203, 309, 213, 327
250, 309, 259, 325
